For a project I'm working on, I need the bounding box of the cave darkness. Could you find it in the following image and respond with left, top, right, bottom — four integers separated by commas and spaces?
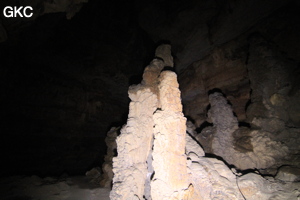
0, 0, 300, 198
0, 0, 156, 177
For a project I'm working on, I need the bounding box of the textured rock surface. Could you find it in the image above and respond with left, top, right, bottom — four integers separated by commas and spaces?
177, 1, 300, 142
246, 34, 296, 125
179, 42, 250, 126
237, 173, 300, 200
151, 71, 191, 200
187, 157, 244, 200
209, 92, 238, 157
99, 127, 118, 187
200, 92, 289, 170
245, 34, 300, 168
110, 86, 158, 199
275, 166, 300, 182
111, 45, 244, 199
137, 0, 291, 72
110, 45, 165, 200
111, 44, 195, 199
110, 44, 299, 199
180, 24, 300, 174
185, 131, 244, 200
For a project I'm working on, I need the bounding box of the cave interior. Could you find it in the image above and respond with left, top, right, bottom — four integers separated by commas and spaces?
0, 0, 300, 199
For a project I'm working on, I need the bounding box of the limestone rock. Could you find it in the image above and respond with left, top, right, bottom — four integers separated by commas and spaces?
110, 87, 158, 200
185, 133, 205, 158
203, 91, 289, 170
246, 34, 295, 124
86, 167, 101, 185
110, 44, 295, 200
99, 127, 118, 187
179, 43, 250, 127
110, 45, 174, 200
137, 0, 288, 72
186, 120, 197, 136
185, 134, 243, 200
155, 44, 173, 67
151, 71, 191, 200
275, 166, 300, 182
237, 173, 300, 200
251, 117, 285, 133
187, 157, 244, 200
208, 92, 238, 162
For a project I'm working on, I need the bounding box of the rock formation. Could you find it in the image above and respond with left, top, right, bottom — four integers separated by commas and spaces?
99, 127, 118, 187
198, 91, 289, 170
151, 71, 192, 200
175, 31, 300, 182
110, 44, 192, 199
179, 43, 250, 127
237, 173, 300, 200
110, 45, 242, 199
110, 45, 163, 199
105, 43, 300, 199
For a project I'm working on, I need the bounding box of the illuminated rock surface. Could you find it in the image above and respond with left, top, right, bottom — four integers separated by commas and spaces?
237, 173, 300, 200
111, 45, 242, 199
110, 45, 165, 200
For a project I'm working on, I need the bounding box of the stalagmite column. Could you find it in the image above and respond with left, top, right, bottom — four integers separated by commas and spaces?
110, 44, 192, 199
151, 71, 192, 199
110, 46, 164, 200
209, 92, 239, 158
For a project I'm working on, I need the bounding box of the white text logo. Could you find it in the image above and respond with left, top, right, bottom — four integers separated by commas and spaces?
3, 6, 33, 18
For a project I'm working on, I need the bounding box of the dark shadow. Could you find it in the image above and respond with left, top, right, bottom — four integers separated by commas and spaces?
5, 196, 32, 200
208, 88, 226, 96
206, 104, 211, 115
245, 99, 252, 111
245, 87, 252, 110
150, 171, 155, 180
185, 116, 196, 124
113, 148, 118, 157
129, 74, 143, 85
162, 66, 175, 72
155, 40, 171, 46
238, 121, 251, 128
108, 111, 128, 131
195, 121, 213, 133
233, 111, 238, 118
205, 153, 236, 169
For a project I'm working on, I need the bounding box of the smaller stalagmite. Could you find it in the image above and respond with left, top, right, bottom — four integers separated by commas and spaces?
205, 91, 288, 170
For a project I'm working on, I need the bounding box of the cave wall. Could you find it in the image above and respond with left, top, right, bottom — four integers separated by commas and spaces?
176, 1, 300, 129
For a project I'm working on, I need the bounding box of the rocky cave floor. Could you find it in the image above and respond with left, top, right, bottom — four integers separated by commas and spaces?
0, 172, 110, 200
